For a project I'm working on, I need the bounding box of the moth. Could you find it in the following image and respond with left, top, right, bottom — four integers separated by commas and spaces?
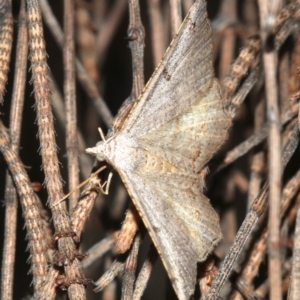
86, 0, 231, 299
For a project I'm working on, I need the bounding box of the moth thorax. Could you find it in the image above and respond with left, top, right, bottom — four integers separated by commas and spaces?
95, 141, 107, 161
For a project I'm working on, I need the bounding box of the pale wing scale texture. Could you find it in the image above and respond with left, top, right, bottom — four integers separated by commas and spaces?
117, 169, 220, 300
122, 0, 213, 136
138, 170, 222, 246
139, 81, 231, 173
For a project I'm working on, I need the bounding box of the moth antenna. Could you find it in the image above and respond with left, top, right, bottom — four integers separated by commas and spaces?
98, 127, 106, 141
50, 166, 107, 208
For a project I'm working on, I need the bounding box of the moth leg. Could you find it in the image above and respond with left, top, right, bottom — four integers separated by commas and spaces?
98, 171, 113, 195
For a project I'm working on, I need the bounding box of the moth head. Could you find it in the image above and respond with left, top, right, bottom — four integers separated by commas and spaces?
86, 141, 107, 161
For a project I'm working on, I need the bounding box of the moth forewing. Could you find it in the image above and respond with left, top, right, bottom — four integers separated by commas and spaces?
87, 0, 231, 299
120, 0, 214, 135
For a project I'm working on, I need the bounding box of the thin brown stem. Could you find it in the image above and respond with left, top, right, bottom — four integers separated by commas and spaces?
228, 65, 261, 116
231, 164, 300, 300
116, 2, 146, 296
75, 1, 99, 84
0, 121, 48, 293
6, 3, 26, 150
182, 0, 193, 15
1, 177, 18, 300
26, 0, 85, 298
94, 259, 125, 292
0, 0, 13, 104
39, 0, 113, 128
258, 1, 282, 297
218, 0, 237, 81
81, 234, 114, 269
33, 268, 60, 300
169, 0, 182, 37
107, 0, 145, 137
101, 256, 118, 300
259, 0, 282, 44
121, 233, 141, 300
288, 202, 300, 299
223, 2, 300, 105
1, 1, 27, 299
204, 123, 299, 300
219, 103, 298, 171
71, 172, 102, 238
64, 0, 79, 212
147, 0, 166, 66
289, 35, 300, 94
205, 208, 261, 300
49, 71, 93, 179
248, 96, 265, 208
96, 0, 127, 65
133, 244, 158, 300
72, 0, 146, 254
266, 59, 283, 291
230, 229, 268, 300
115, 204, 141, 254
279, 51, 289, 112
222, 35, 261, 102
128, 0, 145, 100
280, 170, 300, 219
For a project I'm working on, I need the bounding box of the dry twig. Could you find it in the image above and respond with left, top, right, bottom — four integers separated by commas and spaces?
1, 1, 300, 299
